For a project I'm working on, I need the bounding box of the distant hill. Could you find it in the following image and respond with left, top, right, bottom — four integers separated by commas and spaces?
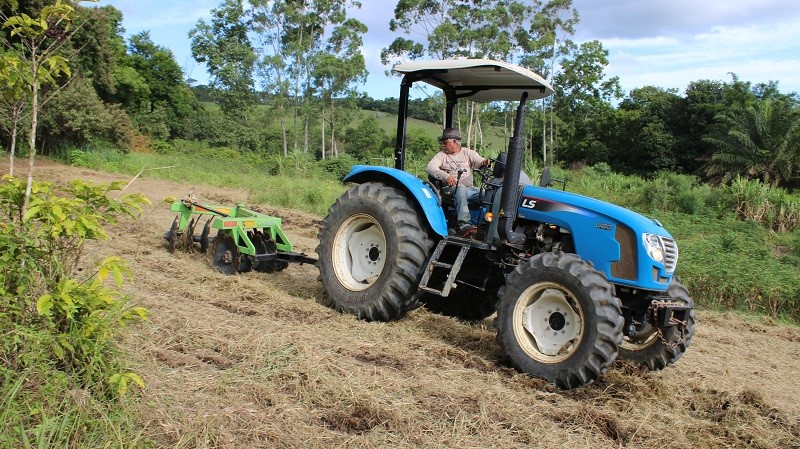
201, 101, 512, 156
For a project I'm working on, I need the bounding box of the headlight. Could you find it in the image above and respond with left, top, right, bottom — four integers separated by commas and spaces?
643, 233, 665, 264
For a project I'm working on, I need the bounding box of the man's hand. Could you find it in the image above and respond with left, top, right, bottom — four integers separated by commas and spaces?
446, 175, 458, 186
480, 158, 490, 167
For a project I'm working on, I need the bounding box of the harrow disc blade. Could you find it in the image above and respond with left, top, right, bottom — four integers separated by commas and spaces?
254, 233, 288, 273
165, 216, 179, 253
207, 233, 240, 275
182, 216, 197, 253
199, 218, 212, 253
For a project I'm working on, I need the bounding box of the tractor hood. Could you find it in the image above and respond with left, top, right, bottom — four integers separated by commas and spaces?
518, 185, 670, 235
517, 184, 678, 291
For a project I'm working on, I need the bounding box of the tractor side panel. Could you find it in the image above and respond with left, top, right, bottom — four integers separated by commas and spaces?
344, 165, 448, 237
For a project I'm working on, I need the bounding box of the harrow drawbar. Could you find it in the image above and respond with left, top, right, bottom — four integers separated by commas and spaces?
164, 198, 316, 275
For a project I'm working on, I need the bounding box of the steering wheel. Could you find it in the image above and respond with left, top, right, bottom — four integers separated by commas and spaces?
477, 158, 500, 184
476, 157, 501, 200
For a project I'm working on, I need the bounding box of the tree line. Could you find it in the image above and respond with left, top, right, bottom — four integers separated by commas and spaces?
1, 0, 799, 190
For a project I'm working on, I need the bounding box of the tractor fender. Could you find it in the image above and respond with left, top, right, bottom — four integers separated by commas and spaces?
343, 165, 448, 237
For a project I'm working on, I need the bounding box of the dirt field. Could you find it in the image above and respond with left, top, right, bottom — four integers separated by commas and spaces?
22, 159, 800, 448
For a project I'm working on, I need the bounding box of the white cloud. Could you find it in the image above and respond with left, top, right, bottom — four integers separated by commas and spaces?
594, 17, 800, 94
601, 36, 678, 50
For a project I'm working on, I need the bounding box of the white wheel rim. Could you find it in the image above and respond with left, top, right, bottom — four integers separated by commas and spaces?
513, 282, 584, 363
332, 213, 387, 291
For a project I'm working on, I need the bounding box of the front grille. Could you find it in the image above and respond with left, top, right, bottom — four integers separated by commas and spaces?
661, 236, 678, 273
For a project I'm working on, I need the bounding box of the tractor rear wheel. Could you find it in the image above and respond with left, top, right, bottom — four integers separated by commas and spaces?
316, 182, 434, 321
495, 252, 623, 389
619, 279, 696, 370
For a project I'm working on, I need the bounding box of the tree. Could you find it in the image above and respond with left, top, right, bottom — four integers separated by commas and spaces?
553, 39, 621, 164
680, 79, 725, 172
262, 0, 366, 155
704, 98, 800, 187
68, 5, 124, 101
517, 0, 579, 164
311, 16, 367, 158
603, 86, 683, 174
342, 114, 388, 160
381, 0, 453, 65
1, 0, 86, 214
127, 31, 202, 139
251, 0, 292, 155
190, 0, 256, 118
0, 52, 27, 175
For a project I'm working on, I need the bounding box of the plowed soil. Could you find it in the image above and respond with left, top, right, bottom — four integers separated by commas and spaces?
22, 159, 800, 448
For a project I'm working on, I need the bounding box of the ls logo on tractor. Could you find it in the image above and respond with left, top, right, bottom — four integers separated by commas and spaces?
521, 198, 538, 209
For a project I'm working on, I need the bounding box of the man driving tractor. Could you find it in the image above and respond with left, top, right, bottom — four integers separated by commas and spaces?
426, 127, 490, 236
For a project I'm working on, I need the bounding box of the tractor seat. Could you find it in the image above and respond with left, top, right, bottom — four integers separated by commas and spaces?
426, 174, 456, 207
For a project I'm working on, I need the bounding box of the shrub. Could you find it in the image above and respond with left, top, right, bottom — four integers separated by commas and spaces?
0, 176, 150, 395
41, 78, 134, 152
319, 154, 359, 180
728, 176, 800, 232
634, 172, 708, 215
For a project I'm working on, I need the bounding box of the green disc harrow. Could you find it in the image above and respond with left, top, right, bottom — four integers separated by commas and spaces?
164, 198, 316, 275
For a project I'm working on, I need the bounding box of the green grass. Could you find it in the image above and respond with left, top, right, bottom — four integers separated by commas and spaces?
1, 368, 148, 448
67, 148, 347, 216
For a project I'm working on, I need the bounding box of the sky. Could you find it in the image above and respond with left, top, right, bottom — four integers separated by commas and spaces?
96, 0, 800, 100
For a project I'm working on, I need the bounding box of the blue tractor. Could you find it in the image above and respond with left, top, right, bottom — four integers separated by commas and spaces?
316, 59, 695, 389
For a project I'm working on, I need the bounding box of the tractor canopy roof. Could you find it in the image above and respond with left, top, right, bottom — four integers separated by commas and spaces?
393, 59, 554, 103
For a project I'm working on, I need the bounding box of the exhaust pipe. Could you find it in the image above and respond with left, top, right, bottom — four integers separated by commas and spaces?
499, 92, 528, 245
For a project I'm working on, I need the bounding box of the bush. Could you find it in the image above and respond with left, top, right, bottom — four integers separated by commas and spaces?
0, 176, 150, 394
318, 154, 359, 180
41, 78, 134, 152
727, 176, 800, 232
634, 172, 708, 215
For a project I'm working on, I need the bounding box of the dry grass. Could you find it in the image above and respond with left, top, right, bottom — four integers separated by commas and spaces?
21, 158, 800, 449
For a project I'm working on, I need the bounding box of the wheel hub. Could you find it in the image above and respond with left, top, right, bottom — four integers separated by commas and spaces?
548, 311, 566, 331
333, 214, 387, 291
221, 250, 233, 264
521, 287, 582, 357
368, 246, 381, 261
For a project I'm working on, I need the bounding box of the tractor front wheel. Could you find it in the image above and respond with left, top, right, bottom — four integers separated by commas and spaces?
619, 279, 696, 370
316, 182, 434, 321
495, 252, 623, 389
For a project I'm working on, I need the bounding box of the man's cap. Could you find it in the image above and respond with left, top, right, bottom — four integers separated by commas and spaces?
439, 127, 461, 142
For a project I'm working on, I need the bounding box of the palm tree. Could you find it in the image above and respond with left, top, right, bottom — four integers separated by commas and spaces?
703, 98, 800, 187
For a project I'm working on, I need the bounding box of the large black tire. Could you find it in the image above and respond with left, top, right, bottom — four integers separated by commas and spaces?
495, 252, 624, 389
316, 182, 434, 321
420, 288, 497, 321
618, 279, 696, 370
